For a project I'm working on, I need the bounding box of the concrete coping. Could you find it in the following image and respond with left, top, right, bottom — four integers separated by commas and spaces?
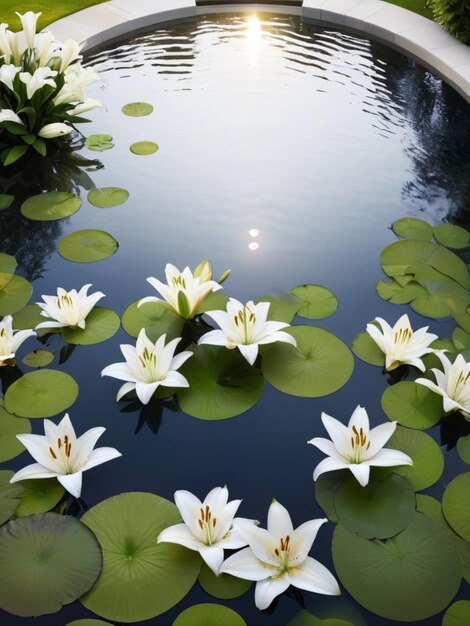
46, 0, 470, 102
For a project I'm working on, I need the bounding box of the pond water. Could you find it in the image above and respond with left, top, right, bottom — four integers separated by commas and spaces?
1, 11, 470, 626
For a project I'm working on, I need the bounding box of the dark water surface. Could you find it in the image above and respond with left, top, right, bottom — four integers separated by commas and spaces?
1, 12, 470, 626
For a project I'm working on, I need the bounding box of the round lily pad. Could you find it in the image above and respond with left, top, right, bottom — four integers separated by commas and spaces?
442, 473, 470, 542
0, 470, 22, 525
0, 252, 17, 274
351, 330, 384, 366
85, 134, 114, 152
61, 307, 120, 346
67, 620, 114, 626
130, 141, 159, 155
384, 426, 444, 491
334, 474, 415, 539
87, 187, 129, 208
457, 434, 470, 464
0, 273, 33, 315
4, 369, 79, 418
173, 604, 246, 626
332, 514, 462, 621
58, 229, 118, 263
381, 381, 443, 429
0, 194, 14, 210
416, 494, 449, 529
122, 300, 185, 342
314, 471, 347, 523
255, 296, 300, 323
290, 284, 338, 319
12, 304, 45, 330
392, 217, 433, 241
20, 192, 81, 221
0, 513, 102, 617
197, 293, 230, 315
80, 492, 200, 622
22, 350, 54, 368
198, 562, 252, 599
261, 325, 354, 397
434, 224, 470, 249
288, 612, 354, 626
0, 405, 31, 462
121, 102, 153, 116
376, 279, 426, 304
15, 478, 65, 517
177, 345, 264, 420
453, 327, 470, 351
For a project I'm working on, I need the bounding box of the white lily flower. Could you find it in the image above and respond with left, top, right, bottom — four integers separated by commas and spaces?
158, 486, 253, 575
15, 11, 41, 49
0, 23, 12, 61
0, 64, 20, 91
139, 262, 222, 320
36, 284, 105, 330
0, 109, 24, 127
19, 67, 57, 99
59, 38, 83, 73
54, 65, 99, 106
0, 315, 36, 366
10, 413, 121, 498
38, 122, 72, 138
37, 31, 60, 67
198, 298, 297, 366
366, 313, 440, 372
416, 352, 470, 420
220, 500, 340, 610
308, 406, 413, 487
7, 30, 21, 65
101, 329, 193, 405
69, 98, 102, 116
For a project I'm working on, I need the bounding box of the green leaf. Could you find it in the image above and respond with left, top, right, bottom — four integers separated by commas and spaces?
0, 273, 33, 315
434, 224, 470, 249
376, 279, 426, 304
442, 473, 470, 542
392, 217, 433, 240
121, 102, 154, 116
85, 134, 114, 151
0, 252, 17, 274
457, 434, 470, 464
198, 562, 252, 599
197, 292, 230, 315
290, 284, 338, 319
87, 187, 129, 208
22, 349, 54, 368
12, 304, 45, 331
0, 470, 22, 525
177, 290, 190, 319
122, 300, 184, 342
0, 194, 14, 211
287, 611, 355, 626
381, 381, 442, 429
21, 192, 81, 221
130, 141, 159, 155
2, 144, 28, 165
58, 229, 118, 263
314, 471, 347, 523
32, 138, 47, 156
255, 295, 300, 323
15, 479, 65, 517
443, 601, 470, 626
172, 603, 247, 626
351, 330, 384, 366
61, 307, 120, 346
0, 405, 31, 462
67, 621, 114, 626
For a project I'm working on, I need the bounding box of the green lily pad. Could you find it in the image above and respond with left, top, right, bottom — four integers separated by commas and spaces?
443, 601, 470, 626
376, 279, 426, 304
0, 253, 17, 274
0, 273, 33, 315
58, 229, 118, 263
67, 620, 114, 626
121, 102, 153, 116
457, 434, 470, 464
20, 192, 82, 221
173, 603, 246, 626
351, 330, 384, 367
262, 325, 354, 397
392, 217, 433, 240
314, 471, 347, 523
4, 369, 79, 418
452, 327, 470, 352
197, 292, 230, 315
0, 513, 102, 617
80, 492, 200, 623
255, 295, 300, 323
12, 304, 46, 334
434, 224, 470, 249
290, 284, 338, 319
15, 478, 65, 517
198, 562, 252, 599
22, 350, 54, 368
410, 282, 469, 319
0, 194, 14, 210
122, 299, 184, 342
442, 473, 470, 542
332, 514, 462, 621
334, 474, 415, 539
0, 405, 31, 462
61, 307, 120, 346
130, 141, 159, 155
177, 345, 264, 420
0, 470, 22, 525
384, 426, 444, 491
381, 381, 443, 429
85, 134, 114, 152
87, 188, 129, 208
288, 611, 354, 626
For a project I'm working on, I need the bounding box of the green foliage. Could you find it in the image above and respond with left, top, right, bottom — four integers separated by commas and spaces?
428, 0, 470, 44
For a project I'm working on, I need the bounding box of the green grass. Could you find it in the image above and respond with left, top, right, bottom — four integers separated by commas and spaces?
386, 0, 434, 19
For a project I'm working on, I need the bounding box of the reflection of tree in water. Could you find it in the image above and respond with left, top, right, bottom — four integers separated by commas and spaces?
0, 139, 102, 282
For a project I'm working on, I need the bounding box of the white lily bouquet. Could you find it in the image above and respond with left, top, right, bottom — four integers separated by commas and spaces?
0, 11, 101, 165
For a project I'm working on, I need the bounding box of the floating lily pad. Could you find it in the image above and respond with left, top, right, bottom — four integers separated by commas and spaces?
130, 141, 159, 155
392, 217, 433, 241
262, 326, 354, 397
442, 473, 470, 542
453, 327, 470, 352
416, 494, 449, 529
332, 515, 462, 621
0, 470, 22, 525
4, 369, 79, 418
85, 134, 114, 152
22, 350, 54, 368
20, 192, 81, 221
255, 295, 300, 323
314, 471, 347, 523
457, 434, 470, 464
0, 405, 31, 462
173, 603, 246, 626
0, 253, 17, 274
198, 562, 252, 599
351, 330, 384, 367
381, 381, 442, 429
58, 229, 118, 263
0, 194, 14, 210
15, 478, 65, 517
12, 304, 45, 331
434, 224, 470, 249
288, 611, 354, 626
334, 474, 415, 539
0, 513, 102, 617
443, 601, 470, 626
384, 426, 444, 491
0, 273, 33, 315
376, 279, 426, 304
87, 187, 129, 208
67, 620, 114, 626
177, 345, 264, 420
122, 300, 184, 342
197, 293, 230, 315
121, 102, 153, 116
290, 284, 338, 319
80, 492, 200, 622
61, 307, 120, 345
410, 285, 468, 319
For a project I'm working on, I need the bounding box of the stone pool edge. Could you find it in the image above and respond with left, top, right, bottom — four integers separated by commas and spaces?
46, 0, 470, 102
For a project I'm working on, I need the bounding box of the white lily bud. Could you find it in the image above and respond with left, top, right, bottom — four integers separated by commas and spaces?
38, 122, 73, 138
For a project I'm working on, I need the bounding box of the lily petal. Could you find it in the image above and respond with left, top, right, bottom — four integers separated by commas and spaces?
220, 547, 274, 581
290, 556, 340, 596
254, 576, 290, 610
